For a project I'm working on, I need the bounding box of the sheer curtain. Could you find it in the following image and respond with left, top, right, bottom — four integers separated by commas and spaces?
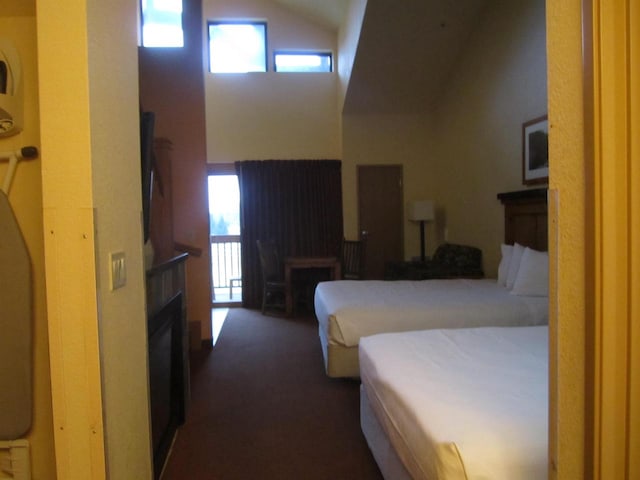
235, 160, 343, 308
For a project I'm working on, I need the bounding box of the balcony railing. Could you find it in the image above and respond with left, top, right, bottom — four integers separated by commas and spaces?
210, 235, 241, 302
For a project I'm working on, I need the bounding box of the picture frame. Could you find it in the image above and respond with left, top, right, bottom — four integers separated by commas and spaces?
522, 115, 549, 185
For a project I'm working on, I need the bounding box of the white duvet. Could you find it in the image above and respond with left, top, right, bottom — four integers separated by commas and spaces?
360, 326, 548, 480
315, 279, 548, 347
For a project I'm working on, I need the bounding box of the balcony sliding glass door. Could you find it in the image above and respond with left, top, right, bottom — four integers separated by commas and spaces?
208, 169, 241, 304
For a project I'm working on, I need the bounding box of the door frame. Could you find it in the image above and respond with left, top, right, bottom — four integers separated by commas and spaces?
207, 163, 242, 307
356, 164, 404, 278
581, 1, 640, 478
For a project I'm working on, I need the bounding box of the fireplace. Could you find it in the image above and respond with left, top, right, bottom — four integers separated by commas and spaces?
146, 253, 190, 479
148, 292, 184, 477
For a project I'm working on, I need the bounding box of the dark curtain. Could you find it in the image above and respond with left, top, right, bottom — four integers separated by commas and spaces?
236, 160, 344, 308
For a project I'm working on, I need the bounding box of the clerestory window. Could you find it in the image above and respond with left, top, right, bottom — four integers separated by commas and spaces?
274, 51, 332, 73
140, 0, 184, 48
208, 21, 267, 73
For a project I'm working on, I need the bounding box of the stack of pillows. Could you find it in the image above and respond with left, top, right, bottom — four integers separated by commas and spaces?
497, 243, 548, 296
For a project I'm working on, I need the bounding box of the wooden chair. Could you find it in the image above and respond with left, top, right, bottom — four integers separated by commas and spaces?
256, 240, 286, 315
341, 238, 366, 280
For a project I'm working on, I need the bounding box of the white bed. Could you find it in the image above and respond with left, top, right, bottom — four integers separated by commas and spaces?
314, 278, 548, 377
359, 326, 548, 480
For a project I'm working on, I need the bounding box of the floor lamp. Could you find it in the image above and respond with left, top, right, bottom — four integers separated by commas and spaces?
409, 200, 434, 263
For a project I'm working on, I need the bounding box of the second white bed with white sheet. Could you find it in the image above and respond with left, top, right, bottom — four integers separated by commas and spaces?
359, 325, 548, 480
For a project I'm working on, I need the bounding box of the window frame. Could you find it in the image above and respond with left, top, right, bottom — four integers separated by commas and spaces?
273, 50, 333, 73
207, 20, 268, 74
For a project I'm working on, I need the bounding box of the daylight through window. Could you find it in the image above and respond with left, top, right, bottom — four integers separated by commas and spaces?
208, 22, 267, 73
141, 0, 184, 48
274, 52, 332, 73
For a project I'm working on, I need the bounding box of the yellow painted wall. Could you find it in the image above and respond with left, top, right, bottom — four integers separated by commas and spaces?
546, 0, 586, 476
337, 0, 367, 113
431, 0, 547, 275
0, 5, 57, 479
341, 113, 436, 255
549, 1, 640, 478
204, 0, 340, 163
37, 3, 106, 477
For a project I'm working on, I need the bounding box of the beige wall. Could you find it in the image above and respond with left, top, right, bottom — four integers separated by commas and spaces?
204, 0, 340, 163
337, 0, 367, 112
86, 0, 153, 477
431, 0, 547, 276
0, 6, 57, 479
341, 1, 547, 272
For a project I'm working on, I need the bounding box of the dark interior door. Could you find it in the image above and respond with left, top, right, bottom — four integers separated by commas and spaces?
357, 165, 404, 279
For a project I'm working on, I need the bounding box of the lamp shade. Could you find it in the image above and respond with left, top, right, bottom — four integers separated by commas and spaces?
408, 200, 435, 222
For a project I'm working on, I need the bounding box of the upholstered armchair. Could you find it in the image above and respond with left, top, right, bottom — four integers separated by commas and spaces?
427, 243, 484, 279
384, 243, 484, 280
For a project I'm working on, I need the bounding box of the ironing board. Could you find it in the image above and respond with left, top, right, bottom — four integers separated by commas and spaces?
0, 179, 32, 439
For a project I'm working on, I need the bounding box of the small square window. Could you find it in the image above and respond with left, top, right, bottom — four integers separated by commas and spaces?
274, 51, 332, 73
208, 22, 267, 73
141, 0, 184, 48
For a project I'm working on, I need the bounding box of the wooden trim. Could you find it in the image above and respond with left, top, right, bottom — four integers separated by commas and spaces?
173, 242, 202, 258
628, 5, 640, 478
206, 162, 236, 175
585, 1, 640, 478
497, 189, 548, 251
146, 253, 189, 277
497, 188, 548, 203
583, 1, 597, 478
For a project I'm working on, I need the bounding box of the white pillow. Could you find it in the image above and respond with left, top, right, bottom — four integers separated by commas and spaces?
505, 242, 525, 290
497, 244, 513, 287
511, 247, 549, 296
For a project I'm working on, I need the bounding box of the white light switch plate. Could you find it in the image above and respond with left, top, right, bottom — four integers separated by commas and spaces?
110, 251, 126, 290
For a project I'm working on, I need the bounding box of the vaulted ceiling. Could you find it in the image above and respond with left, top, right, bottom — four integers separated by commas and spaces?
5, 0, 487, 114
271, 0, 347, 31
272, 0, 488, 114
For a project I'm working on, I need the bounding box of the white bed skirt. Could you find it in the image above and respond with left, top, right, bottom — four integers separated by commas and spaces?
318, 324, 360, 378
360, 385, 412, 480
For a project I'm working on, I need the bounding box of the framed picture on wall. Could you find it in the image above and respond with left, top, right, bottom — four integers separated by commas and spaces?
522, 115, 549, 185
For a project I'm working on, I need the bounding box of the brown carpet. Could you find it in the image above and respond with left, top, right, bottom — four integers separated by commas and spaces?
161, 308, 383, 480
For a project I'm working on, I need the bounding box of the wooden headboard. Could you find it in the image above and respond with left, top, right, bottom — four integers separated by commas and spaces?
497, 188, 548, 251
